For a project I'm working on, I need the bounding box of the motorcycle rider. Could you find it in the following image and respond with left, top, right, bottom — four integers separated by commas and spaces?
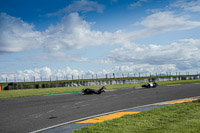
82, 86, 106, 95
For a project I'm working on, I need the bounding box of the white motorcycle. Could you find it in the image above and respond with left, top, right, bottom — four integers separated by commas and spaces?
142, 82, 157, 88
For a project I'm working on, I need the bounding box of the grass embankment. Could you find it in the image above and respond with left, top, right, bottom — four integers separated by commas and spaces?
0, 79, 200, 99
73, 99, 200, 133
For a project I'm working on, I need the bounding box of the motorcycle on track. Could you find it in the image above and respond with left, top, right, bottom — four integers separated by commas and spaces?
141, 82, 157, 88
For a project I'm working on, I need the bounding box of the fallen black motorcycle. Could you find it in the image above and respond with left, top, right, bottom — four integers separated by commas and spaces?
82, 86, 106, 95
142, 82, 157, 88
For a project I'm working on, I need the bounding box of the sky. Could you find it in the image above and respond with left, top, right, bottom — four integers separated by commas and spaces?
0, 0, 200, 82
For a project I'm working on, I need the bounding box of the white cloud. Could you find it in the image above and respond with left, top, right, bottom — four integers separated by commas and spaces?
113, 64, 176, 75
135, 11, 200, 32
43, 13, 107, 52
0, 66, 110, 82
47, 0, 105, 17
0, 64, 179, 82
1, 11, 200, 54
171, 0, 200, 12
119, 11, 200, 42
105, 11, 200, 46
41, 52, 89, 62
1, 11, 200, 71
129, 0, 148, 8
0, 13, 42, 53
1, 37, 200, 83
106, 39, 200, 71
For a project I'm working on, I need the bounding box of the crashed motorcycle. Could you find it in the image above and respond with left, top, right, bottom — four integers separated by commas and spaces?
142, 82, 157, 88
82, 86, 106, 95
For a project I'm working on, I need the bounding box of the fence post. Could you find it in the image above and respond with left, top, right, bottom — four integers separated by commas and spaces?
113, 73, 115, 78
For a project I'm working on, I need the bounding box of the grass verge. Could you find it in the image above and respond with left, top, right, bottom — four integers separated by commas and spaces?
72, 99, 200, 133
0, 79, 200, 99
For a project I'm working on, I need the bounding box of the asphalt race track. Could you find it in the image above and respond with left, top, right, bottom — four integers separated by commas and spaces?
0, 83, 200, 133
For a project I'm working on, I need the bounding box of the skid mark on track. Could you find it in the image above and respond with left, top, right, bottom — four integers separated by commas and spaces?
24, 113, 43, 120
62, 105, 69, 108
91, 98, 98, 101
77, 104, 90, 108
75, 101, 84, 105
47, 110, 55, 113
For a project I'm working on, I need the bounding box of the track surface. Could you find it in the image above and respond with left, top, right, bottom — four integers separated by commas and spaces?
0, 84, 200, 133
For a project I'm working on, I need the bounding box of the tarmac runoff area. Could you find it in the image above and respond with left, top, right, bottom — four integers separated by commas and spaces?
35, 97, 200, 133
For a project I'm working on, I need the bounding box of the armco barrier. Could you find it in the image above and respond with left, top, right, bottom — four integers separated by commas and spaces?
2, 75, 200, 90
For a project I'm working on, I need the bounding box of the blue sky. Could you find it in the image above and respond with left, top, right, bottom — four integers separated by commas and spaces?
1, 0, 200, 82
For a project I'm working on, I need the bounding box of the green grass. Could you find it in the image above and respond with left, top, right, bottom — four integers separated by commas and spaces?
0, 79, 200, 99
0, 83, 139, 99
0, 86, 83, 99
72, 99, 200, 133
156, 79, 200, 86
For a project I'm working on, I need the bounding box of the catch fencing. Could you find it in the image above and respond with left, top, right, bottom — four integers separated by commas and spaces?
2, 74, 200, 90
0, 72, 197, 83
